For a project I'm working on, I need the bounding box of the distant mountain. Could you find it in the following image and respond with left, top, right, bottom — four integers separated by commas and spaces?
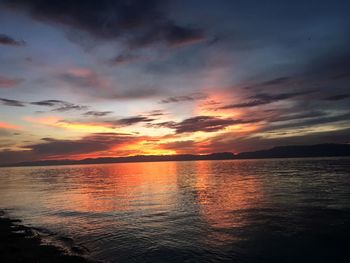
236, 143, 350, 159
1, 144, 349, 167
1, 152, 236, 167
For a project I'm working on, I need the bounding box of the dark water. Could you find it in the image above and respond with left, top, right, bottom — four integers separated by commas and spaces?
0, 158, 349, 262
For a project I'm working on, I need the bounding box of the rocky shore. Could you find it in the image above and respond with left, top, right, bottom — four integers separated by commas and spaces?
0, 211, 95, 263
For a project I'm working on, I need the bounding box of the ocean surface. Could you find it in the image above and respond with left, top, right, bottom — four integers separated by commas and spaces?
1, 158, 350, 262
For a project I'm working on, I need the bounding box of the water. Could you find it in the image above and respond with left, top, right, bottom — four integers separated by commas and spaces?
0, 158, 349, 262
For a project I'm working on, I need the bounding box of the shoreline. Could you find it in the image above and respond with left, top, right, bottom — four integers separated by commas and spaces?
1, 143, 349, 168
0, 210, 96, 263
1, 155, 350, 169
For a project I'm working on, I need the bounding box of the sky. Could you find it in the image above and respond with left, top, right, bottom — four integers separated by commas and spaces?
0, 0, 349, 164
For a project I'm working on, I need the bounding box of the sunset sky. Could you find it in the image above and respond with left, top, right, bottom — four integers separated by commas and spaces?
0, 0, 349, 164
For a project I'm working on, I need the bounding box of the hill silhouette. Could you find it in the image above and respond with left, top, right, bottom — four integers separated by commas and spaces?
1, 143, 349, 167
237, 143, 350, 159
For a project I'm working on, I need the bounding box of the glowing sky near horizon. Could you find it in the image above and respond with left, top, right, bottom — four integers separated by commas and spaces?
0, 0, 350, 164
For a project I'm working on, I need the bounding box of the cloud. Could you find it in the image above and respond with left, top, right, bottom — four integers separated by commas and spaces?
160, 93, 207, 103
3, 0, 206, 48
110, 53, 140, 65
0, 33, 26, 46
83, 111, 113, 117
1, 97, 90, 112
152, 115, 260, 133
221, 91, 312, 109
146, 110, 166, 117
269, 111, 327, 123
130, 22, 205, 48
0, 122, 20, 139
57, 67, 167, 100
331, 71, 350, 80
59, 68, 101, 88
0, 97, 25, 107
324, 94, 350, 101
110, 88, 163, 100
0, 76, 23, 88
198, 126, 350, 154
30, 100, 88, 112
108, 116, 155, 127
247, 77, 291, 89
0, 121, 20, 130
240, 107, 350, 142
0, 132, 144, 164
159, 140, 197, 153
26, 133, 138, 156
0, 129, 10, 136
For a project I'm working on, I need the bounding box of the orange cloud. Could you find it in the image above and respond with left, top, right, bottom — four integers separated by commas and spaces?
0, 121, 20, 129
24, 116, 115, 133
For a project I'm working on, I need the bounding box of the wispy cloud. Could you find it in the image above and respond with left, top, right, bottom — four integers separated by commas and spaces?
221, 91, 313, 109
0, 98, 25, 107
83, 111, 113, 117
107, 116, 155, 127
0, 33, 26, 46
30, 100, 88, 112
152, 115, 260, 133
161, 93, 207, 104
323, 94, 350, 101
0, 76, 23, 88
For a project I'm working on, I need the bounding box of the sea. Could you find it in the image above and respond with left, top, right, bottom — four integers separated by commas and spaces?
0, 158, 349, 262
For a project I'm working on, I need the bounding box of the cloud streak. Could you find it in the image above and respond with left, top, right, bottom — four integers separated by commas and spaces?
0, 98, 25, 107
152, 116, 260, 133
0, 76, 23, 88
83, 111, 113, 117
221, 91, 313, 109
31, 100, 88, 112
0, 33, 26, 46
161, 93, 207, 103
108, 116, 155, 127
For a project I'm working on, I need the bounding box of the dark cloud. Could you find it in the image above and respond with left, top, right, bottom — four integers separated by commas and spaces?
331, 71, 350, 80
146, 110, 166, 117
258, 112, 350, 134
245, 77, 291, 90
0, 33, 26, 46
221, 91, 312, 109
260, 77, 291, 86
161, 93, 207, 103
108, 116, 155, 127
30, 100, 88, 112
306, 44, 350, 79
2, 0, 205, 48
324, 94, 350, 101
153, 116, 260, 133
130, 22, 205, 48
110, 88, 163, 100
83, 111, 113, 117
269, 111, 327, 123
0, 76, 23, 88
30, 100, 63, 106
26, 133, 136, 156
200, 127, 350, 154
0, 133, 142, 164
159, 140, 197, 153
1, 97, 89, 111
0, 97, 25, 107
110, 53, 140, 65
